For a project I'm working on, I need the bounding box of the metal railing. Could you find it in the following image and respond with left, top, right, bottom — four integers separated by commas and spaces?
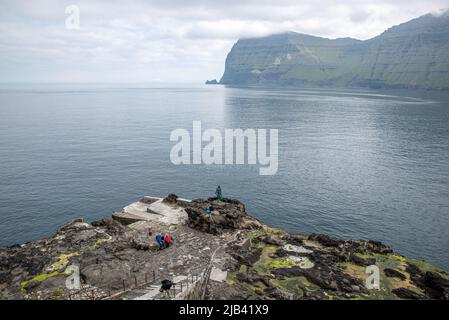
63, 269, 207, 300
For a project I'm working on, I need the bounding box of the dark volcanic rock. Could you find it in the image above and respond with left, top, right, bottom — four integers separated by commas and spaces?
272, 263, 366, 294
384, 268, 407, 281
281, 234, 307, 246
392, 288, 425, 300
366, 240, 393, 254
236, 268, 271, 287
405, 262, 449, 300
185, 198, 260, 235
406, 262, 425, 285
229, 246, 262, 266
270, 248, 289, 258
254, 235, 284, 246
2, 194, 448, 301
423, 271, 449, 300
349, 253, 376, 267
308, 234, 342, 247
163, 193, 178, 204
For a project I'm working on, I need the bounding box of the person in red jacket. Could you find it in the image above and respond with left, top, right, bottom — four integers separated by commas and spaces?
164, 233, 171, 248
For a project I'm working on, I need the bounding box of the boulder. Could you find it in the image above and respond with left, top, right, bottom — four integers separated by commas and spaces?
384, 268, 406, 281
308, 234, 342, 247
131, 234, 157, 251
366, 240, 393, 254
163, 193, 178, 204
80, 261, 132, 290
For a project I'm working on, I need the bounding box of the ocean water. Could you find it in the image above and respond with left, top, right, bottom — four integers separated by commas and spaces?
0, 84, 448, 269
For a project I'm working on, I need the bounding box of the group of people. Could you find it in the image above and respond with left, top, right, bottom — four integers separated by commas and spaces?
155, 232, 171, 250
147, 186, 223, 250
148, 227, 172, 250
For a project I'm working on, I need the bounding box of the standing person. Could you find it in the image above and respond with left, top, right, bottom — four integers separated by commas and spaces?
160, 279, 173, 297
215, 185, 222, 202
164, 233, 171, 248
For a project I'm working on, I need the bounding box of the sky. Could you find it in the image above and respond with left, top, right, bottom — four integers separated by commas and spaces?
0, 0, 448, 83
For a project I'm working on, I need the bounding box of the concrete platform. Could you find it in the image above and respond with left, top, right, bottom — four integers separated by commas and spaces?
112, 197, 189, 226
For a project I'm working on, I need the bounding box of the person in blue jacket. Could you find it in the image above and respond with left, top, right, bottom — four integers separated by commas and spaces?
156, 233, 163, 250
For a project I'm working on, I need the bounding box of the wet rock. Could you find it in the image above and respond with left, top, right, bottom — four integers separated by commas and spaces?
384, 268, 406, 280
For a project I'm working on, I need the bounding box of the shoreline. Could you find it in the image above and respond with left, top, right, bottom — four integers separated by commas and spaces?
1, 193, 448, 300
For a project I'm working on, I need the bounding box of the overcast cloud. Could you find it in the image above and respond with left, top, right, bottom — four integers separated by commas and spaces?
0, 0, 448, 83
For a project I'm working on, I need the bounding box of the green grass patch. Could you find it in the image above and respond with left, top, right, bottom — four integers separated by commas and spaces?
270, 258, 294, 268
49, 253, 80, 271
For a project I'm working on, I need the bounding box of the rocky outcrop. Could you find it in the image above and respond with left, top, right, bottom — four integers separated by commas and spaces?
405, 262, 449, 299
384, 268, 407, 281
308, 234, 342, 247
392, 288, 425, 300
185, 198, 261, 235
163, 193, 178, 204
205, 79, 219, 85
1, 194, 448, 301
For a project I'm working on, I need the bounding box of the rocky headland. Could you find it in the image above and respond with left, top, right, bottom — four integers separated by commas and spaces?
0, 194, 448, 300
220, 12, 449, 90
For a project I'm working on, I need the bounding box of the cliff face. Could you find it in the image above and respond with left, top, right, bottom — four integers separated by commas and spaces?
220, 13, 449, 90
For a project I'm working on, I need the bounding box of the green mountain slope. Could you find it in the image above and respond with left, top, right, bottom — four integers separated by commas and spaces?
220, 12, 449, 90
